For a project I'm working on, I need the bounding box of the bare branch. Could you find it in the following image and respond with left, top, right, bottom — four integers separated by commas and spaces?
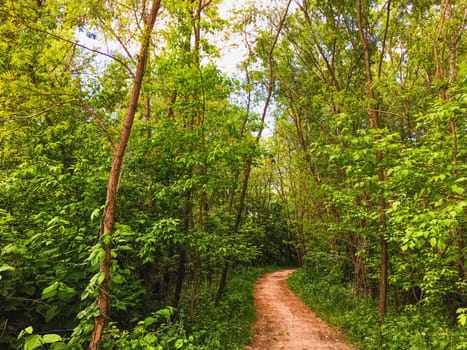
6, 99, 79, 121
377, 0, 391, 80
76, 99, 117, 153
201, 0, 213, 11
14, 18, 136, 79
257, 0, 293, 142
97, 16, 136, 63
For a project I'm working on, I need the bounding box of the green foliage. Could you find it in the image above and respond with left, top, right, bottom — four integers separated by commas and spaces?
46, 267, 273, 349
0, 117, 107, 347
18, 326, 63, 350
457, 308, 467, 327
271, 0, 466, 343
186, 266, 278, 349
289, 269, 467, 350
100, 307, 201, 350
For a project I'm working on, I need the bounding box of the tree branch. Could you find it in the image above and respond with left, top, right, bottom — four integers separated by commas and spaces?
76, 100, 117, 153
15, 19, 136, 79
377, 0, 391, 80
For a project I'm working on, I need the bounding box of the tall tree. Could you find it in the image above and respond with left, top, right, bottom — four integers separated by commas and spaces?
90, 1, 161, 348
356, 0, 391, 320
215, 0, 293, 303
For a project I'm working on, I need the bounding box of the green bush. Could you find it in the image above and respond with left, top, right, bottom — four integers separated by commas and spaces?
100, 307, 203, 350
187, 266, 278, 349
288, 269, 466, 350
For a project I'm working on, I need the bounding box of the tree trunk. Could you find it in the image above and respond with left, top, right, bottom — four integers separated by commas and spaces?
89, 2, 161, 349
356, 0, 390, 321
189, 253, 200, 320
215, 0, 293, 304
215, 261, 229, 305
173, 249, 186, 309
434, 0, 466, 288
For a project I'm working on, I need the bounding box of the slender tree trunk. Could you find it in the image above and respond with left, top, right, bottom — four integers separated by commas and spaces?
173, 249, 187, 308
89, 2, 161, 349
434, 0, 466, 282
189, 253, 200, 320
356, 0, 390, 321
142, 95, 151, 122
180, 0, 210, 315
215, 261, 229, 304
215, 0, 293, 304
447, 6, 465, 283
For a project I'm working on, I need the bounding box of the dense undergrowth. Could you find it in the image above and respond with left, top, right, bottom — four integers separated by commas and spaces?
180, 266, 279, 349
288, 269, 466, 350
16, 266, 276, 350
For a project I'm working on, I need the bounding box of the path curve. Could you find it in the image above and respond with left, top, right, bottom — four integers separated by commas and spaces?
247, 269, 357, 350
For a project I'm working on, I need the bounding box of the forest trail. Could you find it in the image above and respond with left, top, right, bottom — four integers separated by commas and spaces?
246, 269, 357, 350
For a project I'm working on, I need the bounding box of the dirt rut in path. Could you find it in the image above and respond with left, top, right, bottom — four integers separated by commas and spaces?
247, 269, 357, 350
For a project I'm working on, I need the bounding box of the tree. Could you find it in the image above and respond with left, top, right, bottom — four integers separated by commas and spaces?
215, 0, 293, 303
90, 1, 161, 348
268, 0, 466, 326
355, 0, 391, 320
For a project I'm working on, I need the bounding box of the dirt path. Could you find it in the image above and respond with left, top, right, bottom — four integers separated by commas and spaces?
246, 269, 357, 350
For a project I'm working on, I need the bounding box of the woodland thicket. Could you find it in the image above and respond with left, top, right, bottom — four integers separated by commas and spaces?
0, 0, 465, 349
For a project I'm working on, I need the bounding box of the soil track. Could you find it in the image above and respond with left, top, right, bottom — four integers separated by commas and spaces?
246, 269, 357, 350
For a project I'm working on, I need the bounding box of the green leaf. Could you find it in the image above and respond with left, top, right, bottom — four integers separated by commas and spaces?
174, 338, 184, 349
156, 307, 174, 320
457, 308, 467, 326
90, 208, 101, 222
18, 326, 34, 339
116, 245, 132, 251
438, 240, 447, 251
111, 273, 125, 284
42, 281, 59, 299
0, 264, 15, 273
1, 243, 20, 255
57, 283, 75, 299
94, 272, 105, 285
45, 306, 59, 322
451, 184, 464, 195
101, 233, 112, 246
144, 316, 157, 327
143, 333, 158, 344
41, 334, 62, 344
88, 244, 105, 269
24, 335, 42, 350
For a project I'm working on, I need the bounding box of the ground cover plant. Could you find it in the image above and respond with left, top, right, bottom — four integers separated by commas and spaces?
289, 269, 466, 350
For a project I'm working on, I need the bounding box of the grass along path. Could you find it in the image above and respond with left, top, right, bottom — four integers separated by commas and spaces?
246, 269, 356, 350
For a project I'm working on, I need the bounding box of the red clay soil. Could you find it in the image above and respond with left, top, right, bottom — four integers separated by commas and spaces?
246, 269, 357, 350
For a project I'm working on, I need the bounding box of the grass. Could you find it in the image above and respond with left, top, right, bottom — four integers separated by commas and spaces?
181, 265, 282, 349
288, 269, 467, 350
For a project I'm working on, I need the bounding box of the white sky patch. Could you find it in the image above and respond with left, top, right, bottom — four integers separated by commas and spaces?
215, 0, 295, 138
213, 0, 285, 74
74, 0, 280, 75
209, 1, 248, 74
74, 0, 283, 137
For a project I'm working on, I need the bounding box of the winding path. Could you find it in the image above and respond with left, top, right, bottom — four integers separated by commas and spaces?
247, 269, 357, 350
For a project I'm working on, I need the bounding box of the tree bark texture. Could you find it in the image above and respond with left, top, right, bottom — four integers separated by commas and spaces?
89, 1, 161, 349
434, 0, 466, 286
356, 0, 390, 321
214, 0, 293, 304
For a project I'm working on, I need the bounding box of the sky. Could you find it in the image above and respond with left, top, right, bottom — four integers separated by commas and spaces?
76, 0, 286, 74
210, 1, 251, 74
215, 0, 286, 73
75, 0, 281, 135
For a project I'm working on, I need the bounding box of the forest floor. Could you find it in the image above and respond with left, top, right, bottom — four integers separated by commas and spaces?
246, 269, 357, 350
